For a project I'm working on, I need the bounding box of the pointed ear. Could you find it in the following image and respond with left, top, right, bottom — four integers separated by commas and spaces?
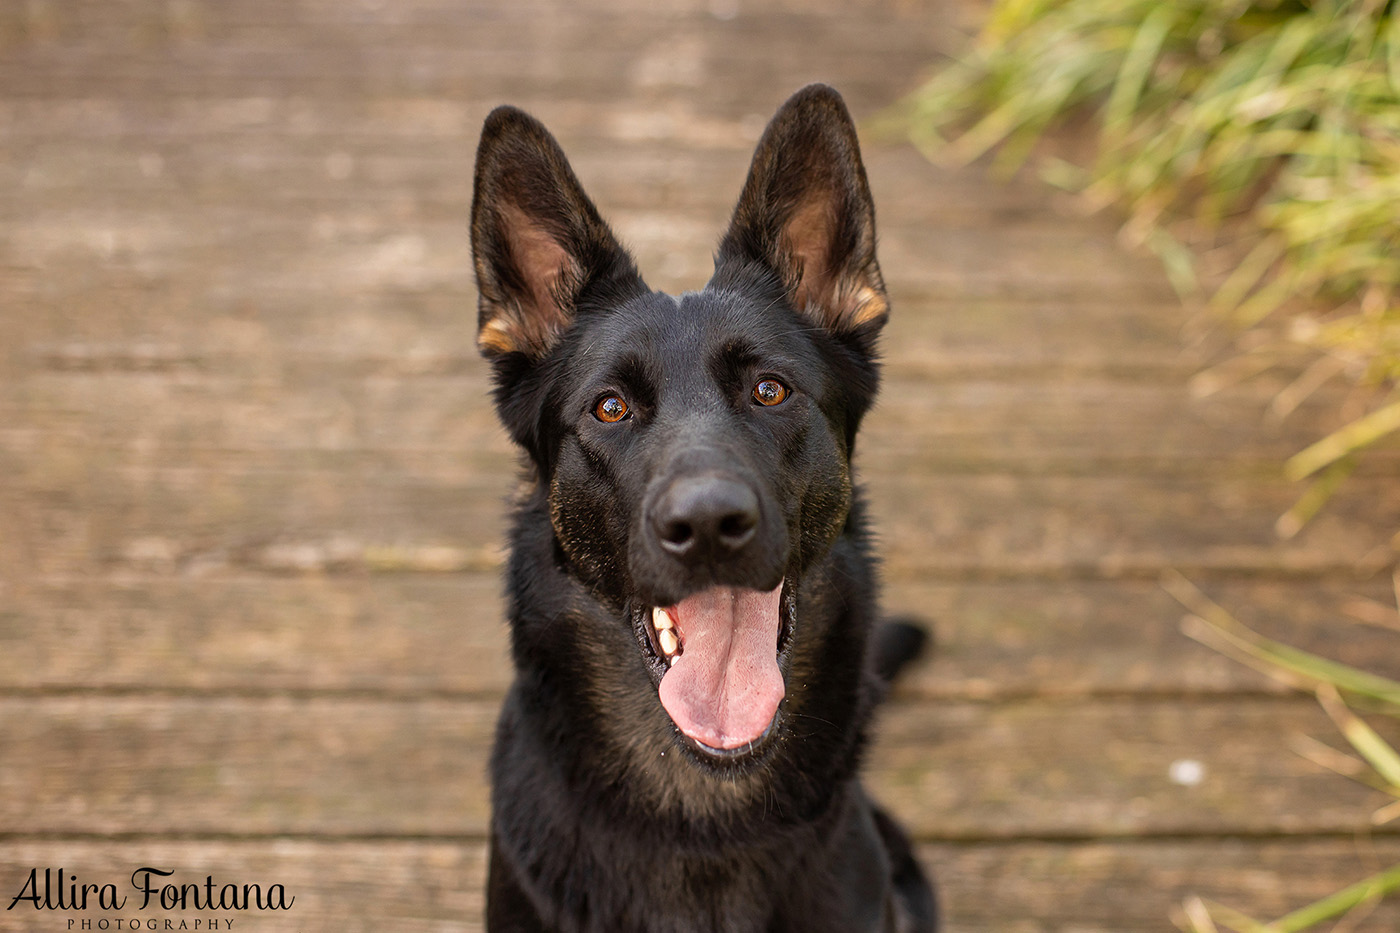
715, 84, 888, 342
471, 106, 644, 361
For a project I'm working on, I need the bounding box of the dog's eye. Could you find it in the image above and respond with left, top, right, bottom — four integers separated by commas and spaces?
752, 379, 789, 407
594, 395, 630, 423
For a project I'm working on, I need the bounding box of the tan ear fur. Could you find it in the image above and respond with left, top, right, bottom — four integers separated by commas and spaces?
476, 204, 578, 358
781, 198, 889, 332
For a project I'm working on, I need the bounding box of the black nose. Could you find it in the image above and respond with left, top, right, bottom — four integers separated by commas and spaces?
651, 474, 760, 561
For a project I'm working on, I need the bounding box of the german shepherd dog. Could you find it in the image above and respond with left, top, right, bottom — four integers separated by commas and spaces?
470, 84, 937, 933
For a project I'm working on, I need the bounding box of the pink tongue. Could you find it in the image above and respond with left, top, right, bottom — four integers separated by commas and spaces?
657, 584, 785, 750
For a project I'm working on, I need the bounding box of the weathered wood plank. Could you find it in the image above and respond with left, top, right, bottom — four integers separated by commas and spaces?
866, 470, 1398, 579
881, 296, 1199, 378
7, 371, 513, 456
888, 576, 1400, 697
6, 368, 1370, 469
7, 293, 1200, 382
7, 445, 1395, 577
0, 5, 937, 53
863, 378, 1377, 471
4, 575, 1398, 697
0, 11, 943, 116
873, 697, 1399, 840
3, 696, 1394, 839
11, 290, 1199, 376
0, 696, 498, 837
0, 207, 1169, 304
0, 140, 1054, 232
1, 0, 938, 33
4, 142, 1059, 276
922, 838, 1400, 933
0, 97, 908, 154
1, 838, 1397, 932
0, 575, 513, 696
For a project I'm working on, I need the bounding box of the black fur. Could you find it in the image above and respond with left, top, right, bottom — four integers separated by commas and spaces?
471, 84, 937, 933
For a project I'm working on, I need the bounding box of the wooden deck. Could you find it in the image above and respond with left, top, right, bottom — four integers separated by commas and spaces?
3, 1, 1400, 930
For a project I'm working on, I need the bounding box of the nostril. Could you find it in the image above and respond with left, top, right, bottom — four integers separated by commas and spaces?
659, 519, 695, 554
717, 511, 757, 547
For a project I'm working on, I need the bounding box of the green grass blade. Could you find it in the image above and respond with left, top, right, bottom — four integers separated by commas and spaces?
1197, 900, 1272, 933
1388, 9, 1400, 92
1209, 235, 1287, 314
1268, 861, 1400, 932
1145, 227, 1200, 298
1102, 5, 1176, 144
1317, 684, 1400, 789
1165, 571, 1400, 706
1275, 457, 1356, 540
1285, 397, 1400, 480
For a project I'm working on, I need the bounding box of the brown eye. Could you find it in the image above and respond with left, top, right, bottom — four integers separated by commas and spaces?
594, 395, 630, 423
752, 379, 789, 406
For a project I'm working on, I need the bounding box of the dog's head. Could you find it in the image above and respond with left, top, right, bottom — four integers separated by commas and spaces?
471, 85, 887, 762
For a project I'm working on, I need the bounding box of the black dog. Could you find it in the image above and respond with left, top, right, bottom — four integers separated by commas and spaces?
470, 84, 936, 933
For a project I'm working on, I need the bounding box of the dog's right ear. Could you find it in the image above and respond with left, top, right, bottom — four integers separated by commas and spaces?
471, 106, 643, 362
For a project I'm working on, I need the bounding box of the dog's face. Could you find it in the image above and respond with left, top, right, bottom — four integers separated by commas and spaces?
472, 85, 887, 764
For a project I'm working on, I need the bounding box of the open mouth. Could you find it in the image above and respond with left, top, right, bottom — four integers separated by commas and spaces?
634, 580, 797, 759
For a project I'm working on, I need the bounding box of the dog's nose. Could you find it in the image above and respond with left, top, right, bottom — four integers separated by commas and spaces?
652, 474, 760, 561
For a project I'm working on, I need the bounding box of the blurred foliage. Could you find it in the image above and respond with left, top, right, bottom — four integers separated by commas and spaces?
889, 0, 1400, 529
1167, 571, 1400, 931
893, 3, 1400, 927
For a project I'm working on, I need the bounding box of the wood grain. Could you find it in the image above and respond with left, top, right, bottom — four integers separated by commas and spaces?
9, 455, 1395, 577
10, 367, 1378, 468
4, 575, 1398, 697
3, 695, 1395, 840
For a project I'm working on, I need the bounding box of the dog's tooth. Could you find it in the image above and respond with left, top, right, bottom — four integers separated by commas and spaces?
658, 627, 679, 657
653, 607, 675, 631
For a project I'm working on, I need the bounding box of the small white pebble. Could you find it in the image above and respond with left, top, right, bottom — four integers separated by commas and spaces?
1169, 759, 1205, 787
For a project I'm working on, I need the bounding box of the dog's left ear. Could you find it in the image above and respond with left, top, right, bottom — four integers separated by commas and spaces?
715, 84, 888, 346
